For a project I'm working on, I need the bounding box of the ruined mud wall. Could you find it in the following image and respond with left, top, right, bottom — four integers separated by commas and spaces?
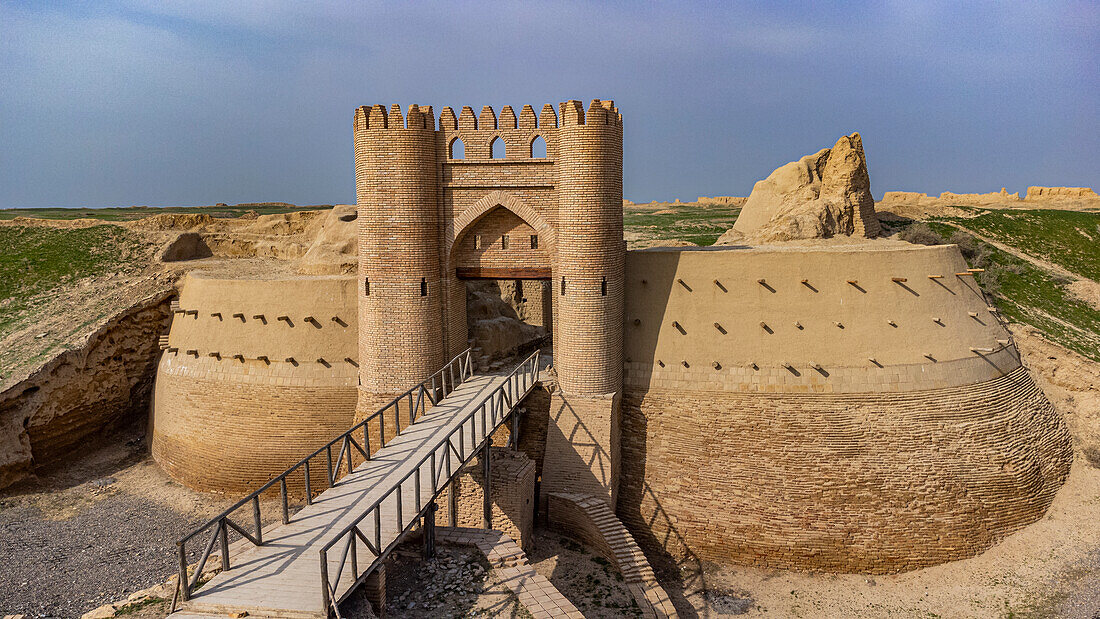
151, 273, 358, 492
616, 243, 1073, 572
0, 291, 172, 489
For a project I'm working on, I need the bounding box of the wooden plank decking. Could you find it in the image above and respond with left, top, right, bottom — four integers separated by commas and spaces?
179, 373, 509, 618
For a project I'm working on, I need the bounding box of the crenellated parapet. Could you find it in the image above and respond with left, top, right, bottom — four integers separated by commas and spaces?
354, 99, 621, 162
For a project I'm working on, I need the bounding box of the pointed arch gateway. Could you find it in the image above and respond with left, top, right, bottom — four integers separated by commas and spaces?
448, 190, 556, 279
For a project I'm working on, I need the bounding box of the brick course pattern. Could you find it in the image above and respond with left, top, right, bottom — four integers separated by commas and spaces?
436, 527, 583, 618
618, 366, 1072, 573
548, 492, 677, 618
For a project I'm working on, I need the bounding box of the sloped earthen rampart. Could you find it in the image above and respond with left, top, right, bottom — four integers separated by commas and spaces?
151, 273, 358, 492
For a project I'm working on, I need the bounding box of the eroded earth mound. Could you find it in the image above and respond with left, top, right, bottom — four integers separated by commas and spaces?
718, 133, 881, 244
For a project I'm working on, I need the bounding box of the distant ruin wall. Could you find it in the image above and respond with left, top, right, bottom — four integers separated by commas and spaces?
1025, 186, 1098, 201
150, 273, 358, 492
696, 196, 747, 206
619, 367, 1071, 573
624, 243, 1017, 393
878, 186, 1098, 209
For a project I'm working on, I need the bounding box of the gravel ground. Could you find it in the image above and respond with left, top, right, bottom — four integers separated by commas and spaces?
342, 545, 527, 618
0, 422, 233, 618
0, 491, 206, 617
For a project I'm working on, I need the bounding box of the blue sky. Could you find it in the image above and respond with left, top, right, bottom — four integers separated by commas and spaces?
0, 1, 1096, 207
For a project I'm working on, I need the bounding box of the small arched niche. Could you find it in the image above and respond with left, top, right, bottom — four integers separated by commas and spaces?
530, 135, 547, 158
490, 136, 505, 160
449, 137, 465, 160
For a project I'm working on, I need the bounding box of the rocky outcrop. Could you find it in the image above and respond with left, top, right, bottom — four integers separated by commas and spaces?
466, 281, 548, 370
298, 205, 357, 274
1026, 186, 1098, 201
939, 188, 1020, 204
0, 292, 172, 489
718, 133, 880, 244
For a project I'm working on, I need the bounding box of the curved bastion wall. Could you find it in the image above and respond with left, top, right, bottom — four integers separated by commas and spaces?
151, 273, 359, 493
618, 241, 1073, 573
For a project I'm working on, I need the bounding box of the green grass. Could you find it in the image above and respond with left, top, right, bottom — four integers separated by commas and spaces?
924, 222, 1100, 361
113, 596, 165, 615
624, 204, 740, 246
933, 208, 1100, 280
0, 225, 147, 336
0, 203, 332, 222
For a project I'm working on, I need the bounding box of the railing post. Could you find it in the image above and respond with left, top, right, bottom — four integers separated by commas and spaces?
305, 460, 313, 505
374, 508, 382, 553
350, 532, 358, 582
415, 464, 422, 513
319, 548, 331, 613
218, 519, 230, 572
280, 477, 289, 525
252, 496, 263, 545
396, 484, 403, 530
178, 541, 190, 601
423, 501, 437, 559
447, 444, 456, 526
364, 423, 371, 460
431, 450, 438, 494
482, 437, 492, 529
511, 408, 519, 450
326, 444, 334, 487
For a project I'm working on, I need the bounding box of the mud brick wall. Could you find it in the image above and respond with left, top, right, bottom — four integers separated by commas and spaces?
617, 366, 1073, 573
624, 243, 1021, 393
150, 274, 359, 493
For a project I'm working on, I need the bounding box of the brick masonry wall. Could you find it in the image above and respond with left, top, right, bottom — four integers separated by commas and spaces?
355, 100, 626, 517
152, 357, 356, 493
540, 389, 621, 508
617, 366, 1073, 573
442, 446, 536, 550
451, 207, 551, 274
356, 104, 445, 399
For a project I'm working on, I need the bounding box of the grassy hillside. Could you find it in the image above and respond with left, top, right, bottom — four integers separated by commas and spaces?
0, 204, 332, 222
932, 208, 1100, 280
908, 222, 1100, 362
0, 225, 148, 337
623, 203, 740, 246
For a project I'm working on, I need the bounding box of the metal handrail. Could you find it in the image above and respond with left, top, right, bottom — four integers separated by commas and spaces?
174, 348, 474, 603
318, 350, 540, 616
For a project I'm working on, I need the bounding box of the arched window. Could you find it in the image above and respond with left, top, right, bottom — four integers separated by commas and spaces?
449, 137, 465, 160
490, 136, 505, 159
530, 135, 547, 158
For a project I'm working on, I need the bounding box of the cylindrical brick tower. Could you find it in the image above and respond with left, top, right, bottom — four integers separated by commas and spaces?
554, 100, 625, 396
354, 103, 444, 414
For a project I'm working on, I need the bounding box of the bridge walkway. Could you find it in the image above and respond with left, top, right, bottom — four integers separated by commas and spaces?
172, 350, 540, 618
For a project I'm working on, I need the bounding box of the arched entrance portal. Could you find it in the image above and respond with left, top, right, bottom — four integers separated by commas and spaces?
449, 202, 553, 370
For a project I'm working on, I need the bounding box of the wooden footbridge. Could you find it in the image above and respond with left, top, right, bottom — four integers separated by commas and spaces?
169, 349, 542, 618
